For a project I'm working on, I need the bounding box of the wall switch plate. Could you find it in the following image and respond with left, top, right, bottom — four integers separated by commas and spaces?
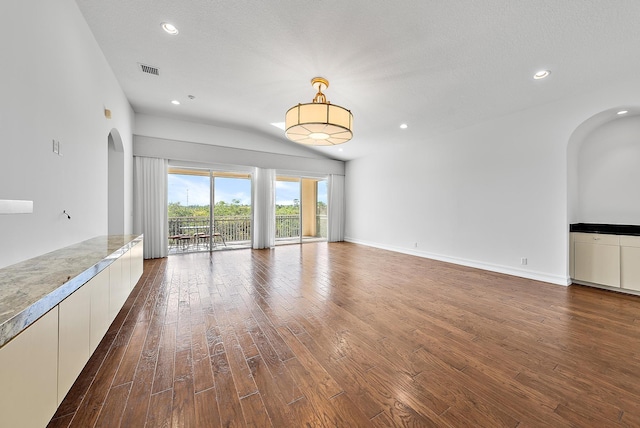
52, 140, 61, 155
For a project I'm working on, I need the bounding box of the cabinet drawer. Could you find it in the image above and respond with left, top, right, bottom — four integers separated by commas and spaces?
620, 235, 640, 248
572, 232, 619, 245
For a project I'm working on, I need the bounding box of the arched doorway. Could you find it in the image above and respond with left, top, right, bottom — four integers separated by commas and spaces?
567, 108, 640, 225
108, 128, 125, 235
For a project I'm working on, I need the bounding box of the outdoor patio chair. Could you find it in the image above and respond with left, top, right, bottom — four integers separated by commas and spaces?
212, 231, 227, 247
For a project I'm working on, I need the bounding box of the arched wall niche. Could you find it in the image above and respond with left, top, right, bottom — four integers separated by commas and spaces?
108, 128, 125, 235
567, 107, 640, 226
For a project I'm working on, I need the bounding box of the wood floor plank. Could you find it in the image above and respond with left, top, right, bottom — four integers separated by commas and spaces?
246, 355, 297, 427
211, 350, 245, 427
152, 322, 177, 395
50, 244, 640, 427
191, 321, 215, 394
245, 314, 303, 404
194, 388, 221, 428
145, 389, 173, 428
239, 392, 273, 428
171, 349, 196, 428
94, 382, 132, 428
47, 413, 74, 428
277, 325, 343, 399
112, 321, 149, 387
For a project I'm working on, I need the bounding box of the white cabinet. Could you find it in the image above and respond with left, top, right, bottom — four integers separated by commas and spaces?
573, 233, 620, 287
0, 235, 143, 427
0, 308, 59, 428
120, 247, 131, 293
130, 240, 144, 290
58, 284, 91, 404
621, 235, 640, 292
571, 232, 640, 293
89, 267, 111, 353
109, 256, 127, 322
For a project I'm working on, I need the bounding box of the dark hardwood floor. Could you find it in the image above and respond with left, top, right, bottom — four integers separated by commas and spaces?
48, 242, 640, 427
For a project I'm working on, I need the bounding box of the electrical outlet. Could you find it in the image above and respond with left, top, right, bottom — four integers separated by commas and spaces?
414, 242, 418, 248
521, 257, 528, 265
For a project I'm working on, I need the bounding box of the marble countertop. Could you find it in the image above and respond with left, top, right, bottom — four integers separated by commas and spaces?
0, 235, 142, 348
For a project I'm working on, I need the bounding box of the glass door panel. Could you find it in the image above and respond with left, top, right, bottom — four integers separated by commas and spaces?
316, 179, 328, 240
301, 178, 328, 242
167, 168, 211, 253
275, 177, 301, 244
168, 168, 252, 253
213, 174, 252, 249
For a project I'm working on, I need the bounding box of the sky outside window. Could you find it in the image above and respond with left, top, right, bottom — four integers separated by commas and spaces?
169, 173, 325, 207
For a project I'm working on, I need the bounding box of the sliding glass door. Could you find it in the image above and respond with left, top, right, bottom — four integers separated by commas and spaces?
275, 177, 301, 244
168, 168, 251, 253
168, 168, 211, 253
213, 173, 252, 249
275, 176, 328, 245
315, 179, 328, 240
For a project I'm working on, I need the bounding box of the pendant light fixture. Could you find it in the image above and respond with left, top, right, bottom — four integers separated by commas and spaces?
285, 77, 353, 145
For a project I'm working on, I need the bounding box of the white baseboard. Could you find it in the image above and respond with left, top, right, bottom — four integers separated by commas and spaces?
343, 237, 571, 286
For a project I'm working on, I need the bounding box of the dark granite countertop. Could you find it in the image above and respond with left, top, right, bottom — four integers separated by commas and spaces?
570, 223, 640, 236
0, 235, 142, 348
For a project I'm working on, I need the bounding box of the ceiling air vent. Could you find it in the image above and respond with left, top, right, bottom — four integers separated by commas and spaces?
139, 63, 159, 76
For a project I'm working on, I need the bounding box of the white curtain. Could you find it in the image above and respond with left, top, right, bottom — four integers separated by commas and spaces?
252, 168, 275, 249
327, 174, 345, 242
133, 156, 168, 259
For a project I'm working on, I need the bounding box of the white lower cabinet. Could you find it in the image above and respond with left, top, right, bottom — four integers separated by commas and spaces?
572, 232, 640, 293
90, 267, 111, 353
109, 255, 127, 323
573, 233, 620, 287
58, 284, 91, 404
0, 236, 144, 427
0, 308, 59, 428
621, 235, 640, 292
131, 241, 144, 290
120, 247, 131, 294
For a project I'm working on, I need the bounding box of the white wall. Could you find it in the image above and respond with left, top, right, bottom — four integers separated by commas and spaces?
0, 0, 134, 269
345, 78, 640, 285
575, 116, 640, 224
135, 114, 332, 160
134, 114, 345, 175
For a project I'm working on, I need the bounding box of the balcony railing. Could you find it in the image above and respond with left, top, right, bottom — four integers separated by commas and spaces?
168, 215, 327, 250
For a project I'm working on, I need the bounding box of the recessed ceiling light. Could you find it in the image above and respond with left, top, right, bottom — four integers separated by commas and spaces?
338, 148, 344, 152
400, 123, 408, 129
617, 110, 629, 115
270, 122, 286, 130
533, 70, 551, 80
161, 22, 179, 35
171, 100, 180, 105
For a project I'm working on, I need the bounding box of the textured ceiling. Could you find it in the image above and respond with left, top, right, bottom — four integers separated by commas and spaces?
75, 0, 640, 161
